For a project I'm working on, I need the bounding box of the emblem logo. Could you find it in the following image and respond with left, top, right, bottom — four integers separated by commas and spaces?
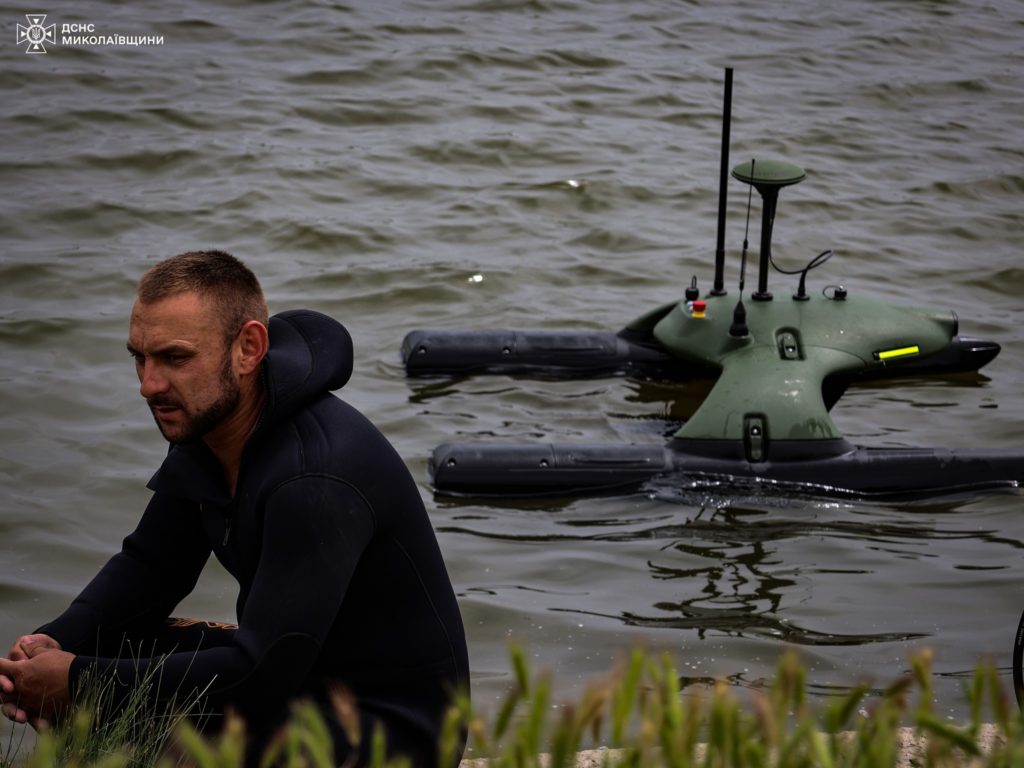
16, 14, 56, 54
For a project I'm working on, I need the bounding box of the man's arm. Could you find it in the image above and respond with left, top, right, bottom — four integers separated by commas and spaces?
63, 476, 374, 725
228, 474, 374, 698
38, 493, 212, 653
1, 493, 211, 725
6, 477, 370, 729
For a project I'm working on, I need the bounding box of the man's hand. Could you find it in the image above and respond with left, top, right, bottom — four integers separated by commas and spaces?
8, 634, 61, 663
0, 635, 68, 728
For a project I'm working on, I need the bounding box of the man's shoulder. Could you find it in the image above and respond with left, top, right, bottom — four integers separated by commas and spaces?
293, 392, 379, 438
246, 395, 424, 521
260, 394, 403, 475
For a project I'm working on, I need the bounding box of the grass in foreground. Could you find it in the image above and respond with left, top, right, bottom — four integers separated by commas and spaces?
4, 647, 1024, 768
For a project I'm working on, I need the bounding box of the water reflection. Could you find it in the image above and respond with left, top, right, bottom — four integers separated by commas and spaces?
441, 497, 1024, 650
556, 605, 926, 646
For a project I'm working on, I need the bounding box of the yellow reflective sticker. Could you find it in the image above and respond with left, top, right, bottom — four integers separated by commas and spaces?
876, 345, 920, 361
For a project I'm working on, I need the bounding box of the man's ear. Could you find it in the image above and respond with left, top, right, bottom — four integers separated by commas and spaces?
235, 320, 269, 375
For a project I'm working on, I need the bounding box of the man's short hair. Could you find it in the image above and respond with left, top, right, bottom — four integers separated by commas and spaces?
137, 250, 269, 341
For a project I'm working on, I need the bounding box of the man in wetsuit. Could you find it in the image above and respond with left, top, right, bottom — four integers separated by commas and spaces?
0, 250, 469, 767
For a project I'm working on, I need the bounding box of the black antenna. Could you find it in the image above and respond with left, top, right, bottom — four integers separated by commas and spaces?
711, 67, 733, 296
729, 159, 755, 338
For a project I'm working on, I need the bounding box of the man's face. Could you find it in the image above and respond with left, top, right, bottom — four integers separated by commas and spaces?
127, 292, 240, 444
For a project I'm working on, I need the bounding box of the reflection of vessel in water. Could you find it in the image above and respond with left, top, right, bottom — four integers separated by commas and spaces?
401, 69, 1022, 500
593, 509, 931, 647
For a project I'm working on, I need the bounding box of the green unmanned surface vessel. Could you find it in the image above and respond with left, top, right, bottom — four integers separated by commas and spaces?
401, 71, 1021, 499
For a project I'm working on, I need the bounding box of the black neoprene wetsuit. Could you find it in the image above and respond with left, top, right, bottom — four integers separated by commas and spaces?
37, 309, 470, 767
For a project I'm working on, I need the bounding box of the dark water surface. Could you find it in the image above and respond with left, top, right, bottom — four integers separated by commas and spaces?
2, 0, 1024, 753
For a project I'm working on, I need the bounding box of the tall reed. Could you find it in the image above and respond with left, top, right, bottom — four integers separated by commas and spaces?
4, 647, 1022, 768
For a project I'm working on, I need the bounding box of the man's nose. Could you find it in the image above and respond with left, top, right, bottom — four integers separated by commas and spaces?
139, 362, 169, 398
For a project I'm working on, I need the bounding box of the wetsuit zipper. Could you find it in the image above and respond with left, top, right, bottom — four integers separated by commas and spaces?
222, 504, 233, 546
201, 502, 235, 547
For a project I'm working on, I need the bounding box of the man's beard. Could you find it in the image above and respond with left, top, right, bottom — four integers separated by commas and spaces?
149, 356, 241, 445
